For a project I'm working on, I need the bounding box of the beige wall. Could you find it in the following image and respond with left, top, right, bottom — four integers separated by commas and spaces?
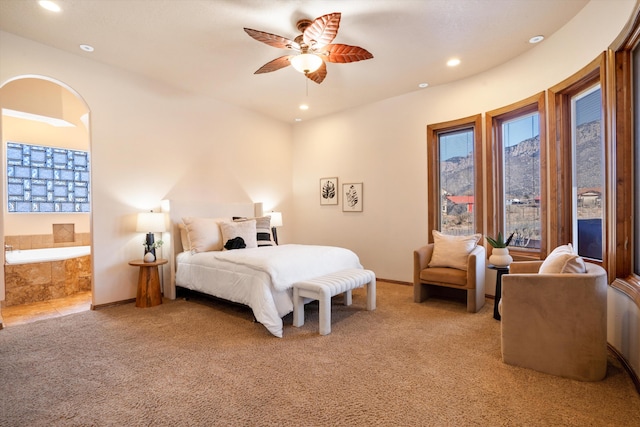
291, 0, 635, 282
0, 31, 293, 306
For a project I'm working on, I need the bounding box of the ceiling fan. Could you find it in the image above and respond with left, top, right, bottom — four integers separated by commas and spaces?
244, 12, 373, 84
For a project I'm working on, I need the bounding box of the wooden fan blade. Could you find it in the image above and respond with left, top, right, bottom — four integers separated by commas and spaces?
305, 62, 327, 84
303, 12, 341, 49
244, 28, 299, 50
320, 44, 374, 63
254, 56, 292, 74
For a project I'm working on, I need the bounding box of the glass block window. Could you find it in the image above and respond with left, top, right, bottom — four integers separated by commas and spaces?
6, 141, 90, 213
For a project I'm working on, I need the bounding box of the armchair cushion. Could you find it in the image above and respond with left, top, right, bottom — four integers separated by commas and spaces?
428, 230, 481, 271
538, 243, 586, 274
420, 266, 467, 287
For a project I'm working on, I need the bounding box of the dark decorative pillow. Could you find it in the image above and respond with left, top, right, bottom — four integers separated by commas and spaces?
233, 216, 275, 247
224, 236, 246, 250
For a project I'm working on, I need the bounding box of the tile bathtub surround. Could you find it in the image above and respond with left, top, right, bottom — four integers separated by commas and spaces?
4, 255, 92, 306
4, 233, 91, 250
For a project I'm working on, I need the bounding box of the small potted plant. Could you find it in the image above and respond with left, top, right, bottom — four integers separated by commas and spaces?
143, 238, 163, 262
486, 231, 514, 267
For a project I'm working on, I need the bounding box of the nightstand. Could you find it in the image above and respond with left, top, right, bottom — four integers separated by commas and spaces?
489, 264, 510, 320
128, 259, 168, 308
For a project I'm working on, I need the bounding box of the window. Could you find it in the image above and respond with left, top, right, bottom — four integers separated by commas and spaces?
6, 141, 91, 213
486, 93, 546, 258
571, 86, 604, 260
548, 54, 605, 262
427, 115, 483, 238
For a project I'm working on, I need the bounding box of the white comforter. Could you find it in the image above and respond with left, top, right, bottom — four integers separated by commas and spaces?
175, 244, 363, 337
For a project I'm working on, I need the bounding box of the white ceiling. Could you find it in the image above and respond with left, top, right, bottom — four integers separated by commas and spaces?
0, 0, 589, 123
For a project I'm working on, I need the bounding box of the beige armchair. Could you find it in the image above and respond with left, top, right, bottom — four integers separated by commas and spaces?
413, 244, 486, 313
500, 261, 608, 381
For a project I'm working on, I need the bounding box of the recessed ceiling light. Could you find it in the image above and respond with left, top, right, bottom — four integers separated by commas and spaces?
418, 83, 429, 88
299, 104, 309, 110
38, 1, 61, 12
447, 58, 461, 67
529, 35, 545, 44
79, 44, 94, 52
294, 118, 302, 122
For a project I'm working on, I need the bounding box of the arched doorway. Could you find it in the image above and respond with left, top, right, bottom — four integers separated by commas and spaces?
0, 75, 92, 327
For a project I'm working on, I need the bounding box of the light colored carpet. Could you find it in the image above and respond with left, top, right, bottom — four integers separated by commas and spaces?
1, 281, 638, 426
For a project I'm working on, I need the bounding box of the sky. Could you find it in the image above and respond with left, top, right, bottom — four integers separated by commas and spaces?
439, 86, 601, 161
440, 114, 539, 160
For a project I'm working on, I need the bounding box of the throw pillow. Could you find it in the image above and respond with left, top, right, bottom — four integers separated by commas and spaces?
178, 223, 191, 251
233, 216, 275, 247
224, 237, 246, 250
538, 243, 587, 274
428, 230, 481, 271
220, 219, 258, 250
182, 217, 230, 253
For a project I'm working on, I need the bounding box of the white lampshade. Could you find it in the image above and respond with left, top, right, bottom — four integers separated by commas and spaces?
136, 212, 167, 233
290, 53, 323, 74
254, 202, 264, 218
269, 212, 283, 228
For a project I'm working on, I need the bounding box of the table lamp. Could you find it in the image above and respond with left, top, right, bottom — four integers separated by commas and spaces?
136, 211, 167, 261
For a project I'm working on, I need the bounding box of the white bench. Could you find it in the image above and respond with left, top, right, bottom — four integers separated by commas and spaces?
292, 269, 376, 335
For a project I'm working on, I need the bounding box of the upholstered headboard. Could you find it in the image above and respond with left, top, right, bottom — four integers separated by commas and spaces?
162, 199, 256, 299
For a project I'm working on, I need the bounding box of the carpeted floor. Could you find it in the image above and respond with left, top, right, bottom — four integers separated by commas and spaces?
1, 281, 639, 426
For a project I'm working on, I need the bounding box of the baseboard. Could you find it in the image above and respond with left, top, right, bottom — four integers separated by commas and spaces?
608, 343, 640, 395
378, 278, 411, 286
91, 298, 136, 310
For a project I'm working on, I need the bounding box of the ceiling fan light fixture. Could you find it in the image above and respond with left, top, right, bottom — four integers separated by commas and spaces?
245, 12, 372, 84
290, 53, 323, 74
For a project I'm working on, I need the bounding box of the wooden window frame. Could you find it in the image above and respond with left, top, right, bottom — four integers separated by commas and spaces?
548, 53, 607, 266
426, 115, 483, 241
485, 93, 547, 260
609, 5, 640, 305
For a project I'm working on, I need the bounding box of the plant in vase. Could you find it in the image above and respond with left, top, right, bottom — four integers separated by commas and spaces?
143, 238, 163, 262
486, 232, 514, 267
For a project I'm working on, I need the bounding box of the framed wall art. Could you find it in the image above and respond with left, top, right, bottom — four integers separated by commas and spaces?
342, 183, 363, 212
320, 177, 338, 205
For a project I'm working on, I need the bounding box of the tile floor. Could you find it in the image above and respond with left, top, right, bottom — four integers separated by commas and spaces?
0, 291, 92, 328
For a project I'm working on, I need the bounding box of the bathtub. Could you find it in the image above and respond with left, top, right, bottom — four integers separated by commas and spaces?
5, 245, 91, 265
4, 245, 92, 306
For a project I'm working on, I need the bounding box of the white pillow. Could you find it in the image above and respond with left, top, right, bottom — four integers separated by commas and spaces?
428, 230, 481, 271
538, 243, 587, 274
178, 223, 191, 251
234, 216, 275, 247
182, 217, 230, 253
220, 219, 258, 250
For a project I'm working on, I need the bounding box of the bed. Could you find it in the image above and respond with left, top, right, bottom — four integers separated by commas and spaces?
164, 200, 363, 337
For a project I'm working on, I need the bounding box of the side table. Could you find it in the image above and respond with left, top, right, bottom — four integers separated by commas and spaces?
129, 258, 168, 308
489, 264, 510, 320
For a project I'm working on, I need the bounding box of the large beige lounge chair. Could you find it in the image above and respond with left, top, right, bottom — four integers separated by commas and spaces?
500, 260, 608, 381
